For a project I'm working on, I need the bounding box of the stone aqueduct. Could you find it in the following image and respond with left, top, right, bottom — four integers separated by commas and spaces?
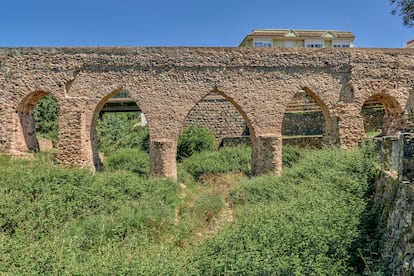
1, 47, 414, 179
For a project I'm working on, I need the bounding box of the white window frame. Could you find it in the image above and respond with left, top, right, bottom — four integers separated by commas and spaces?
253, 39, 272, 47
305, 39, 323, 48
333, 40, 351, 48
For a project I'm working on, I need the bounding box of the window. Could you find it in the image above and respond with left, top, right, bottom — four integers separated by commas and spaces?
254, 39, 272, 47
305, 40, 323, 48
285, 41, 294, 48
333, 41, 351, 48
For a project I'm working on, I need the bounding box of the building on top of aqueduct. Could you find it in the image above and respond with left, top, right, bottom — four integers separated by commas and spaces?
0, 29, 414, 179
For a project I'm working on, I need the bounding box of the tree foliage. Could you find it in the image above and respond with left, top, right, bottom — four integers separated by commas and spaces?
33, 94, 60, 141
390, 0, 414, 27
96, 112, 149, 154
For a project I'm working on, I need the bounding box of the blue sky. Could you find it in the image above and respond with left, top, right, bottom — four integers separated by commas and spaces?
1, 0, 413, 48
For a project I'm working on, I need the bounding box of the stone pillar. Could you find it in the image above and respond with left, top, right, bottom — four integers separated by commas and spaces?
17, 110, 39, 152
336, 104, 365, 148
56, 101, 93, 169
251, 134, 282, 176
150, 138, 177, 179
0, 108, 12, 153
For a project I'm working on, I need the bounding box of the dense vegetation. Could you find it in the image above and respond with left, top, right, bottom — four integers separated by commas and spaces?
0, 143, 386, 274
22, 101, 388, 274
33, 94, 60, 142
96, 112, 149, 155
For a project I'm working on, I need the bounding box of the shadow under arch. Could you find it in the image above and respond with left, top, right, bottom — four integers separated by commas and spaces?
16, 90, 59, 153
282, 87, 338, 146
177, 88, 256, 173
90, 88, 146, 170
361, 92, 405, 136
184, 89, 253, 144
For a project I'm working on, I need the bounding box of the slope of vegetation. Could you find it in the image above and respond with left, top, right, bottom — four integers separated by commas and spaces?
23, 103, 386, 274
184, 146, 382, 275
0, 143, 385, 274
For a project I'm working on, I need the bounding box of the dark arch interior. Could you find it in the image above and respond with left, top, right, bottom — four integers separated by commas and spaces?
361, 99, 386, 137
184, 90, 252, 147
282, 90, 325, 148
361, 93, 404, 137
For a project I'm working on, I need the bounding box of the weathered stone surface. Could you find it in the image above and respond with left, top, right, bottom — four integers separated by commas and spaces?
0, 47, 413, 178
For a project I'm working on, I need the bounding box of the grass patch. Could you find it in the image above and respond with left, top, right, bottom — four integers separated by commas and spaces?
365, 130, 382, 138
104, 148, 150, 176
180, 145, 251, 180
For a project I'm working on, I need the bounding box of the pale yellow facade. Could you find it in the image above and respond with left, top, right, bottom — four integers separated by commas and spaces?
240, 29, 355, 48
406, 40, 414, 48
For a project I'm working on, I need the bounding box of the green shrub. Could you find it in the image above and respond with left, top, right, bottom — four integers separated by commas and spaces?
116, 124, 149, 153
0, 144, 383, 275
180, 146, 306, 180
96, 112, 149, 154
180, 146, 251, 180
194, 193, 225, 223
177, 125, 217, 160
0, 155, 182, 274
34, 94, 60, 141
184, 147, 378, 275
282, 145, 304, 167
104, 148, 150, 176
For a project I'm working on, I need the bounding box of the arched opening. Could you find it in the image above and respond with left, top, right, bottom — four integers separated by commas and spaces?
282, 88, 335, 148
91, 89, 148, 172
361, 93, 404, 137
179, 90, 254, 179
184, 91, 250, 147
16, 91, 60, 153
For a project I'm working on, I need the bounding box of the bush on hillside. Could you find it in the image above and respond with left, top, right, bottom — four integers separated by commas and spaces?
184, 147, 379, 275
180, 145, 304, 180
0, 155, 182, 274
282, 146, 303, 167
0, 144, 385, 274
104, 148, 150, 176
177, 125, 217, 160
180, 146, 251, 180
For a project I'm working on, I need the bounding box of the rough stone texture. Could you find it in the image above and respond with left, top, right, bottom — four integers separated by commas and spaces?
375, 171, 414, 275
375, 133, 414, 274
184, 92, 248, 142
150, 139, 177, 179
0, 47, 413, 178
282, 112, 324, 136
361, 108, 386, 133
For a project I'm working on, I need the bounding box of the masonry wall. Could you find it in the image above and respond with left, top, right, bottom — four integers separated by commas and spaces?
185, 94, 384, 142
362, 108, 386, 133
184, 92, 247, 142
0, 47, 413, 178
373, 133, 414, 274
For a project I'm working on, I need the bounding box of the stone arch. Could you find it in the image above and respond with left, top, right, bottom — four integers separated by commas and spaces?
15, 90, 60, 153
180, 87, 257, 173
302, 87, 337, 144
282, 87, 337, 146
183, 89, 253, 145
89, 88, 147, 170
182, 88, 256, 142
360, 92, 405, 136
